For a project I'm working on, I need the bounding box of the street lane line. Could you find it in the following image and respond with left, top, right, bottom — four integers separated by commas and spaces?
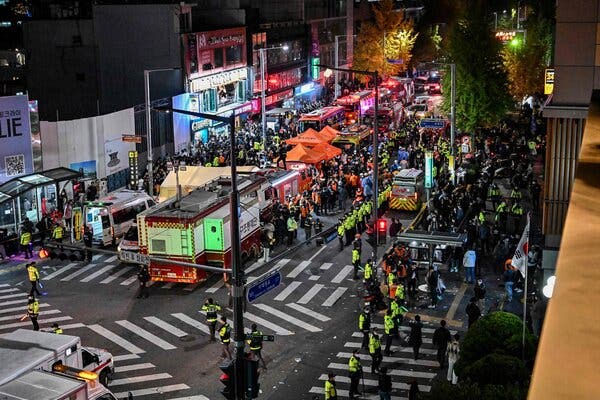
100, 266, 134, 284
343, 341, 437, 355
144, 316, 188, 338
0, 283, 9, 287
309, 386, 405, 400
0, 316, 72, 331
286, 260, 310, 279
285, 303, 330, 322
114, 363, 156, 373
308, 275, 320, 281
336, 351, 438, 367
171, 313, 209, 335
0, 303, 49, 314
80, 264, 115, 282
308, 246, 325, 261
114, 384, 190, 399
247, 258, 291, 284
0, 309, 61, 322
322, 287, 347, 307
244, 260, 262, 274
297, 284, 324, 304
0, 299, 30, 307
43, 263, 76, 280
104, 255, 118, 263
236, 309, 294, 336
110, 373, 172, 386
274, 281, 301, 302
120, 274, 138, 286
184, 283, 198, 292
327, 362, 436, 379
205, 279, 224, 293
61, 263, 97, 281
60, 323, 86, 330
370, 323, 456, 335
331, 265, 353, 283
446, 282, 467, 321
112, 354, 140, 362
0, 288, 19, 294
317, 374, 432, 392
161, 282, 176, 289
252, 304, 321, 332
87, 324, 145, 354
0, 292, 27, 300
320, 262, 333, 270
115, 320, 177, 350
166, 396, 210, 400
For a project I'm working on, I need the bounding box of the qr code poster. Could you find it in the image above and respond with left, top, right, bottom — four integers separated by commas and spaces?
5, 154, 25, 177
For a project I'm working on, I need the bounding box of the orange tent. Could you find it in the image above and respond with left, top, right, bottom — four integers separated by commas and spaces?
319, 125, 340, 141
313, 142, 342, 160
285, 144, 324, 163
285, 128, 331, 146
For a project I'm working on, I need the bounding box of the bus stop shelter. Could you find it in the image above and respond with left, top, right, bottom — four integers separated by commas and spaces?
0, 167, 82, 232
392, 230, 467, 268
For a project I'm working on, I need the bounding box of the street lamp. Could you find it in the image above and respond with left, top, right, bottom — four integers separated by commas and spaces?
259, 44, 289, 149
144, 67, 180, 197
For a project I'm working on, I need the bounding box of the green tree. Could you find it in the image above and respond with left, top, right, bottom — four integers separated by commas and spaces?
442, 0, 511, 132
353, 0, 418, 77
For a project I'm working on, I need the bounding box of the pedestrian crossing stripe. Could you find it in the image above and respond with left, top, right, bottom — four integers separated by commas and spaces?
343, 341, 437, 355
115, 320, 177, 350
274, 281, 302, 301
81, 264, 115, 282
0, 288, 20, 294
88, 324, 145, 354
309, 386, 406, 400
297, 283, 324, 304
285, 303, 330, 322
113, 384, 190, 399
350, 331, 432, 344
0, 292, 27, 301
112, 354, 141, 362
322, 287, 347, 307
143, 316, 188, 338
253, 303, 321, 333
110, 372, 172, 386
0, 315, 73, 331
114, 363, 156, 373
0, 303, 50, 315
335, 351, 438, 368
316, 374, 432, 392
0, 309, 61, 322
327, 362, 436, 379
100, 266, 134, 284
61, 263, 97, 281
225, 307, 293, 336
331, 265, 353, 283
171, 313, 210, 335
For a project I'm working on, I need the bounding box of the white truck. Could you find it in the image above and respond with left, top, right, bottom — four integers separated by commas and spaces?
0, 329, 115, 387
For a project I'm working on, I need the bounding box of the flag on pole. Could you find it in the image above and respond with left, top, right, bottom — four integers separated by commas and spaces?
511, 214, 530, 277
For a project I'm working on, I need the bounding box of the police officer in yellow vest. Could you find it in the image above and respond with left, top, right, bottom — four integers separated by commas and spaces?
20, 230, 33, 259
363, 259, 373, 282
52, 323, 63, 334
348, 349, 362, 399
358, 307, 370, 349
395, 282, 405, 305
352, 248, 361, 280
27, 295, 39, 331
27, 262, 41, 296
510, 187, 522, 201
383, 308, 396, 356
218, 316, 232, 360
369, 329, 383, 374
337, 220, 345, 252
201, 298, 222, 341
247, 323, 267, 368
52, 223, 64, 250
324, 372, 337, 400
391, 298, 408, 337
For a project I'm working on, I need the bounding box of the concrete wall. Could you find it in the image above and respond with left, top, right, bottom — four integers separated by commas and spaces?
23, 19, 99, 121
93, 4, 183, 115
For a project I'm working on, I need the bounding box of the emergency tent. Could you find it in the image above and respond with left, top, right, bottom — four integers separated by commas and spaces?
285, 144, 323, 164
313, 142, 342, 160
319, 125, 340, 141
159, 165, 259, 202
285, 128, 331, 146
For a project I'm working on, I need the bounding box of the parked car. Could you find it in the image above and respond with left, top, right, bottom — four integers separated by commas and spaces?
414, 76, 428, 93
426, 76, 442, 94
117, 224, 139, 253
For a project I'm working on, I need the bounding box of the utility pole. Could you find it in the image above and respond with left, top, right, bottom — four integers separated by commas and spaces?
450, 63, 456, 183
372, 71, 379, 262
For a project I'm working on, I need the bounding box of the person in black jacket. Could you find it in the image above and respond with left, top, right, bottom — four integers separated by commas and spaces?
432, 320, 452, 368
408, 315, 423, 360
466, 297, 481, 328
137, 266, 151, 299
377, 366, 392, 400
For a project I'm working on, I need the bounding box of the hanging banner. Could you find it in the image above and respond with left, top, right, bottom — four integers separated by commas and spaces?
425, 151, 433, 189
0, 95, 33, 183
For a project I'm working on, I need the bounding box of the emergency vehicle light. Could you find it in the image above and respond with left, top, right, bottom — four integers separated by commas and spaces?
53, 364, 99, 381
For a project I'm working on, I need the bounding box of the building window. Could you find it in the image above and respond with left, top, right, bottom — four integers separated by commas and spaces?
226, 45, 243, 66
213, 49, 223, 69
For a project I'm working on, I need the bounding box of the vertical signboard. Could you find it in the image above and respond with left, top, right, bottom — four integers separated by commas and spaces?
544, 69, 555, 95
0, 95, 33, 183
425, 151, 433, 189
128, 151, 139, 190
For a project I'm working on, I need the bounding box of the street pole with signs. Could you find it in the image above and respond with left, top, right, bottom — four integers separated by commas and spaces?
259, 45, 289, 149
425, 151, 434, 210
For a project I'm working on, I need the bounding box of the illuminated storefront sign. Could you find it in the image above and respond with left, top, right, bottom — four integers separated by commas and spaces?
189, 67, 248, 93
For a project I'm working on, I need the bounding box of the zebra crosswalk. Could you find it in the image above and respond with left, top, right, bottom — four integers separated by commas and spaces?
308, 323, 450, 399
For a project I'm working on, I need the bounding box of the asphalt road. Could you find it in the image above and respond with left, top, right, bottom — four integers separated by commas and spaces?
0, 210, 459, 400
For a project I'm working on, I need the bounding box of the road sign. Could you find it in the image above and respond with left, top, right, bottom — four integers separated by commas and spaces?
419, 119, 446, 129
544, 68, 555, 95
244, 334, 275, 342
425, 151, 434, 189
386, 58, 404, 65
122, 134, 143, 143
118, 250, 150, 265
246, 271, 282, 303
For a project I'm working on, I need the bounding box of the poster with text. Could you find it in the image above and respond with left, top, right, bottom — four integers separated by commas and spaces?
0, 95, 33, 183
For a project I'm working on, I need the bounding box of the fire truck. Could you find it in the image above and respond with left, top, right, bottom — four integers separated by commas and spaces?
390, 169, 424, 211
137, 175, 265, 283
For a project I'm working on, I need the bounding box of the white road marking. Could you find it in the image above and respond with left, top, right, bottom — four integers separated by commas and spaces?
114, 384, 190, 399
110, 373, 172, 386
0, 303, 49, 314
87, 324, 145, 354
42, 263, 76, 280
0, 283, 9, 287
297, 284, 324, 304
166, 396, 210, 400
336, 351, 438, 367
237, 309, 294, 336
205, 279, 224, 293
247, 258, 291, 284
0, 299, 31, 307
252, 304, 321, 332
61, 263, 97, 281
285, 303, 330, 322
80, 264, 115, 282
327, 362, 436, 379
320, 262, 333, 270
308, 275, 320, 281
0, 288, 20, 294
104, 255, 118, 263
309, 386, 406, 399
115, 320, 177, 350
244, 260, 262, 274
0, 316, 72, 331
322, 287, 347, 307
114, 363, 155, 373
60, 323, 86, 330
331, 265, 353, 283
112, 354, 141, 362
0, 309, 61, 322
274, 281, 301, 302
308, 246, 326, 261
343, 341, 437, 355
0, 292, 27, 301
317, 374, 432, 392
120, 275, 139, 286
144, 316, 188, 338
100, 266, 134, 284
171, 313, 210, 335
286, 260, 310, 279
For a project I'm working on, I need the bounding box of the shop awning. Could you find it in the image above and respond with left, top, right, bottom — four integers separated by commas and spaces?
0, 168, 82, 205
285, 128, 332, 146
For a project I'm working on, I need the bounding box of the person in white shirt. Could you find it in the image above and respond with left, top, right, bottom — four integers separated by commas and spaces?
462, 247, 477, 284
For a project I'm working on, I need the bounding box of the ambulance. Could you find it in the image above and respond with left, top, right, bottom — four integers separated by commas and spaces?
390, 169, 424, 211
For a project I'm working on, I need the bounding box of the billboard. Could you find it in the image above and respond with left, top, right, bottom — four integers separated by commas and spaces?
0, 95, 33, 183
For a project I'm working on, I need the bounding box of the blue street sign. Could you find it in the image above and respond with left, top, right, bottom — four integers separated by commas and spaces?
419, 118, 446, 129
247, 271, 282, 303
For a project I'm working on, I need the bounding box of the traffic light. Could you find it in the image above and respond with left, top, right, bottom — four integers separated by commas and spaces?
219, 360, 236, 400
377, 219, 387, 233
245, 357, 260, 399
